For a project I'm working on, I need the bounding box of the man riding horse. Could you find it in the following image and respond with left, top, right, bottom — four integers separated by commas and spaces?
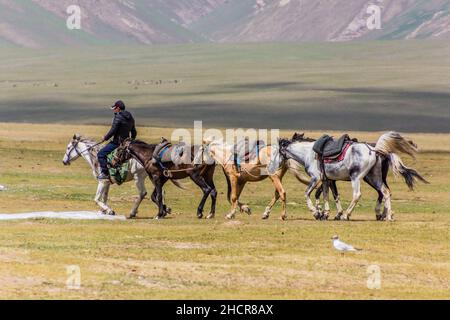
97, 100, 137, 180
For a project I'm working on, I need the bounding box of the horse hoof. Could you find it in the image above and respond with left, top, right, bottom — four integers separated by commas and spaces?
197, 213, 204, 219
206, 214, 215, 220
280, 216, 287, 221
313, 212, 321, 220
241, 206, 252, 215
262, 214, 269, 220
166, 208, 172, 215
321, 214, 329, 221
109, 211, 116, 216
226, 214, 235, 220
340, 215, 350, 221
128, 214, 137, 219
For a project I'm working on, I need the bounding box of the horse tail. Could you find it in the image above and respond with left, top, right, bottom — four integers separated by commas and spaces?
170, 179, 188, 190
223, 167, 232, 203
375, 132, 428, 190
374, 131, 418, 158
386, 154, 429, 190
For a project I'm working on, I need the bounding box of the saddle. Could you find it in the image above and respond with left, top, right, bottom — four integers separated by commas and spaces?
313, 134, 352, 159
153, 138, 174, 163
152, 138, 188, 168
234, 139, 265, 169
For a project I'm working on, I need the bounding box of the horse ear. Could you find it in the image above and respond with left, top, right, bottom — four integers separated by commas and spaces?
73, 134, 77, 140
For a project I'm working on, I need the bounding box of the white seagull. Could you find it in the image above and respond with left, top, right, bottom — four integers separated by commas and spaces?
332, 235, 362, 254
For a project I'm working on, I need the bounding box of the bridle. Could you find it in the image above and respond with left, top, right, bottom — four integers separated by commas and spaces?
65, 140, 101, 163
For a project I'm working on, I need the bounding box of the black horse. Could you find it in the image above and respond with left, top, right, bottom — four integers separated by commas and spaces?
113, 139, 217, 220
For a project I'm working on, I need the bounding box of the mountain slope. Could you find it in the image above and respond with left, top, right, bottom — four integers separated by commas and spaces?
1, 0, 450, 47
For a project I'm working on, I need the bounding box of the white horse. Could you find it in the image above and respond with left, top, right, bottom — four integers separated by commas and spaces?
270, 132, 428, 221
62, 134, 172, 218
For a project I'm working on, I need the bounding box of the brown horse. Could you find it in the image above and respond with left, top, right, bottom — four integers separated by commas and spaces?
113, 139, 217, 220
194, 137, 311, 220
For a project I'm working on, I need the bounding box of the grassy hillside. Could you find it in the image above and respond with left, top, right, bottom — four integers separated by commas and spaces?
0, 41, 450, 132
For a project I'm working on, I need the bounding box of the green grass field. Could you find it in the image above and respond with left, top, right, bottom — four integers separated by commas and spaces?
0, 123, 448, 299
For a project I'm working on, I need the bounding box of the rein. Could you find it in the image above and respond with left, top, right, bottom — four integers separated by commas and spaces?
66, 141, 103, 162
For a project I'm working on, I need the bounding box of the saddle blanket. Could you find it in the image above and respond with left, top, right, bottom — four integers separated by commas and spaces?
323, 143, 351, 163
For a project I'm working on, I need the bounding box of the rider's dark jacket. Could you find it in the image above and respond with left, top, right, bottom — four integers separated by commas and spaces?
104, 111, 137, 144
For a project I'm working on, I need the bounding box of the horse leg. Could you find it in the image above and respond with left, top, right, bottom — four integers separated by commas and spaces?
204, 168, 217, 219
262, 190, 280, 220
150, 186, 171, 216
363, 174, 384, 221
129, 176, 147, 219
321, 180, 331, 220
341, 177, 362, 221
305, 177, 321, 220
270, 175, 287, 221
226, 176, 241, 220
329, 181, 344, 219
237, 181, 251, 215
314, 186, 323, 215
95, 181, 115, 215
381, 184, 393, 221
189, 172, 213, 219
154, 175, 168, 219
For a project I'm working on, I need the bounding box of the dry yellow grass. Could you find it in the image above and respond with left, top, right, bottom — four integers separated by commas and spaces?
0, 123, 449, 299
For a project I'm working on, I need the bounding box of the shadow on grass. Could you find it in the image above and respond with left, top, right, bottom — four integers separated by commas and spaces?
1, 83, 450, 132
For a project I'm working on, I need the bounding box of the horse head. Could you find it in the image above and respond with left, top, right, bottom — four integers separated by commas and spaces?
278, 138, 293, 158
63, 134, 83, 165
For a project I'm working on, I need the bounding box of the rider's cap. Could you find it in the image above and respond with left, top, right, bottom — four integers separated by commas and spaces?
111, 100, 126, 110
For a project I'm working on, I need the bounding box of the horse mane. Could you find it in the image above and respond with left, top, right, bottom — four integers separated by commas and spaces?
291, 132, 316, 142
75, 136, 100, 150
